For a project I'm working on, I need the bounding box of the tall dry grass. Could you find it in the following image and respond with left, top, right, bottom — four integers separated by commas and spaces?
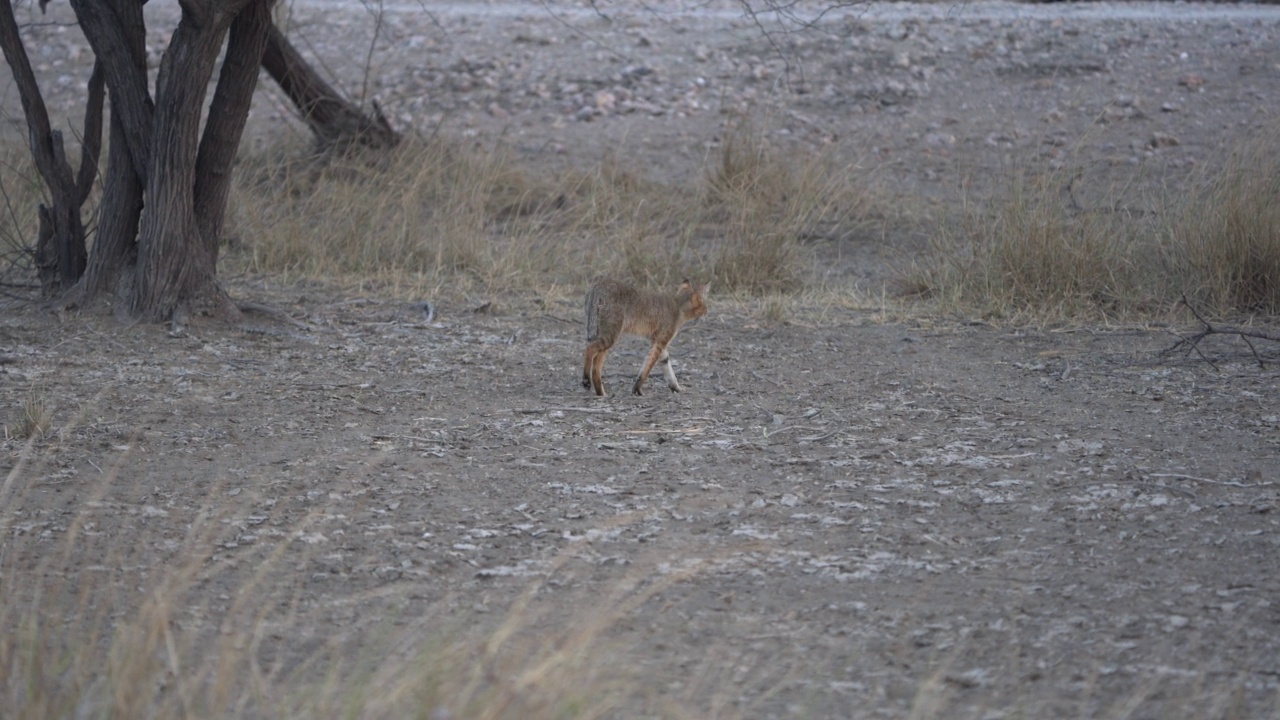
0, 145, 47, 285
907, 127, 1280, 322
0, 434, 687, 720
703, 124, 869, 294
904, 168, 1164, 322
1164, 131, 1280, 316
227, 124, 870, 298
1, 386, 1267, 720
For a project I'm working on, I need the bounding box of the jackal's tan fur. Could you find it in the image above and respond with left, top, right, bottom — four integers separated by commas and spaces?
582, 279, 709, 397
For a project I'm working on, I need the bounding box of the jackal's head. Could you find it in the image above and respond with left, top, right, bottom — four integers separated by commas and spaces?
678, 279, 710, 321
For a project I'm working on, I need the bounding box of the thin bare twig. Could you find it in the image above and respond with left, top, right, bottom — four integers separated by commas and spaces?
513, 406, 615, 415
1148, 472, 1273, 489
1161, 294, 1279, 369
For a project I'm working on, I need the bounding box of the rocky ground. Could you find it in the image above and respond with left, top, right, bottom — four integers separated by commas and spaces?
2, 1, 1280, 718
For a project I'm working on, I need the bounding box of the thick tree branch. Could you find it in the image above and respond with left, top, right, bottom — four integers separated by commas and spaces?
195, 0, 274, 259
0, 0, 87, 290
75, 59, 104, 206
69, 0, 154, 181
261, 22, 398, 151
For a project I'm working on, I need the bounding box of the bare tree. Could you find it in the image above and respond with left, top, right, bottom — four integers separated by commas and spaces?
0, 0, 400, 322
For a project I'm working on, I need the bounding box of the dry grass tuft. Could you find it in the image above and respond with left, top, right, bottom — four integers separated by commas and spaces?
230, 139, 568, 290
703, 123, 870, 295
228, 124, 872, 299
1164, 131, 1280, 316
907, 127, 1280, 322
0, 147, 47, 284
9, 393, 51, 439
903, 168, 1162, 322
0, 427, 701, 720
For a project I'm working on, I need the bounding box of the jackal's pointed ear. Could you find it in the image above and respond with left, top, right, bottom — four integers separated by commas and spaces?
679, 278, 692, 291
698, 281, 711, 295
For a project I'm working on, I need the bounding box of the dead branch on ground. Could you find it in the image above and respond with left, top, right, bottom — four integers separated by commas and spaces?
1162, 295, 1280, 369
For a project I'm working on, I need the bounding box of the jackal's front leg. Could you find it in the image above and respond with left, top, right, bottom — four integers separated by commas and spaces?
658, 347, 681, 392
633, 341, 669, 396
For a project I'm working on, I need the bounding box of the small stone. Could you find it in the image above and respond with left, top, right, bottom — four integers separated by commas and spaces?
1149, 131, 1180, 148
923, 132, 956, 147
1178, 73, 1205, 90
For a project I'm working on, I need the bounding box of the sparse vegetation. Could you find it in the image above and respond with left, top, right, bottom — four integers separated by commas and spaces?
2, 4, 1279, 717
0, 147, 46, 281
1164, 131, 1280, 316
0, 463, 665, 720
228, 123, 868, 298
906, 127, 1280, 322
903, 167, 1164, 322
9, 392, 50, 439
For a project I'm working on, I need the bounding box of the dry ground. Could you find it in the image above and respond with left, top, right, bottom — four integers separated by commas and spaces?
2, 1, 1280, 718
3, 294, 1279, 716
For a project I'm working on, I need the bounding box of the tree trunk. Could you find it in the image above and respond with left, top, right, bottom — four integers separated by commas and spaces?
69, 0, 155, 180
261, 22, 399, 152
195, 0, 273, 266
72, 0, 148, 305
78, 110, 143, 305
131, 0, 261, 321
0, 0, 90, 294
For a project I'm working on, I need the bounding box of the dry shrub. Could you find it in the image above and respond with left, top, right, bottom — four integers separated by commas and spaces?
11, 394, 51, 439
1165, 131, 1280, 316
230, 139, 578, 291
0, 147, 47, 285
909, 127, 1280, 322
703, 124, 867, 295
904, 169, 1161, 321
228, 125, 873, 298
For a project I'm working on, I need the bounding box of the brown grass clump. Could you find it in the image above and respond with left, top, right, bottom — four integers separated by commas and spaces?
908, 127, 1280, 322
703, 123, 870, 295
12, 394, 51, 439
0, 474, 696, 720
230, 139, 573, 290
0, 147, 48, 283
1164, 131, 1280, 316
903, 168, 1162, 322
228, 125, 872, 298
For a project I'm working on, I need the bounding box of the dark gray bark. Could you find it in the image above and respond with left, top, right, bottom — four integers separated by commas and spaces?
68, 0, 154, 180
195, 0, 273, 263
0, 0, 91, 293
72, 0, 148, 303
261, 22, 399, 151
131, 0, 267, 321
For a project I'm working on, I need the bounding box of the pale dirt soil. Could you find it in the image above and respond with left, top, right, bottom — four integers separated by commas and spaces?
2, 1, 1280, 718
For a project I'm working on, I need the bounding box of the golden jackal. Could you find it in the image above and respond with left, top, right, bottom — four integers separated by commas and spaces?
582, 278, 709, 397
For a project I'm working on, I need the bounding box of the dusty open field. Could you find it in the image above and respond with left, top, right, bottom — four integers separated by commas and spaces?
2, 1, 1280, 717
